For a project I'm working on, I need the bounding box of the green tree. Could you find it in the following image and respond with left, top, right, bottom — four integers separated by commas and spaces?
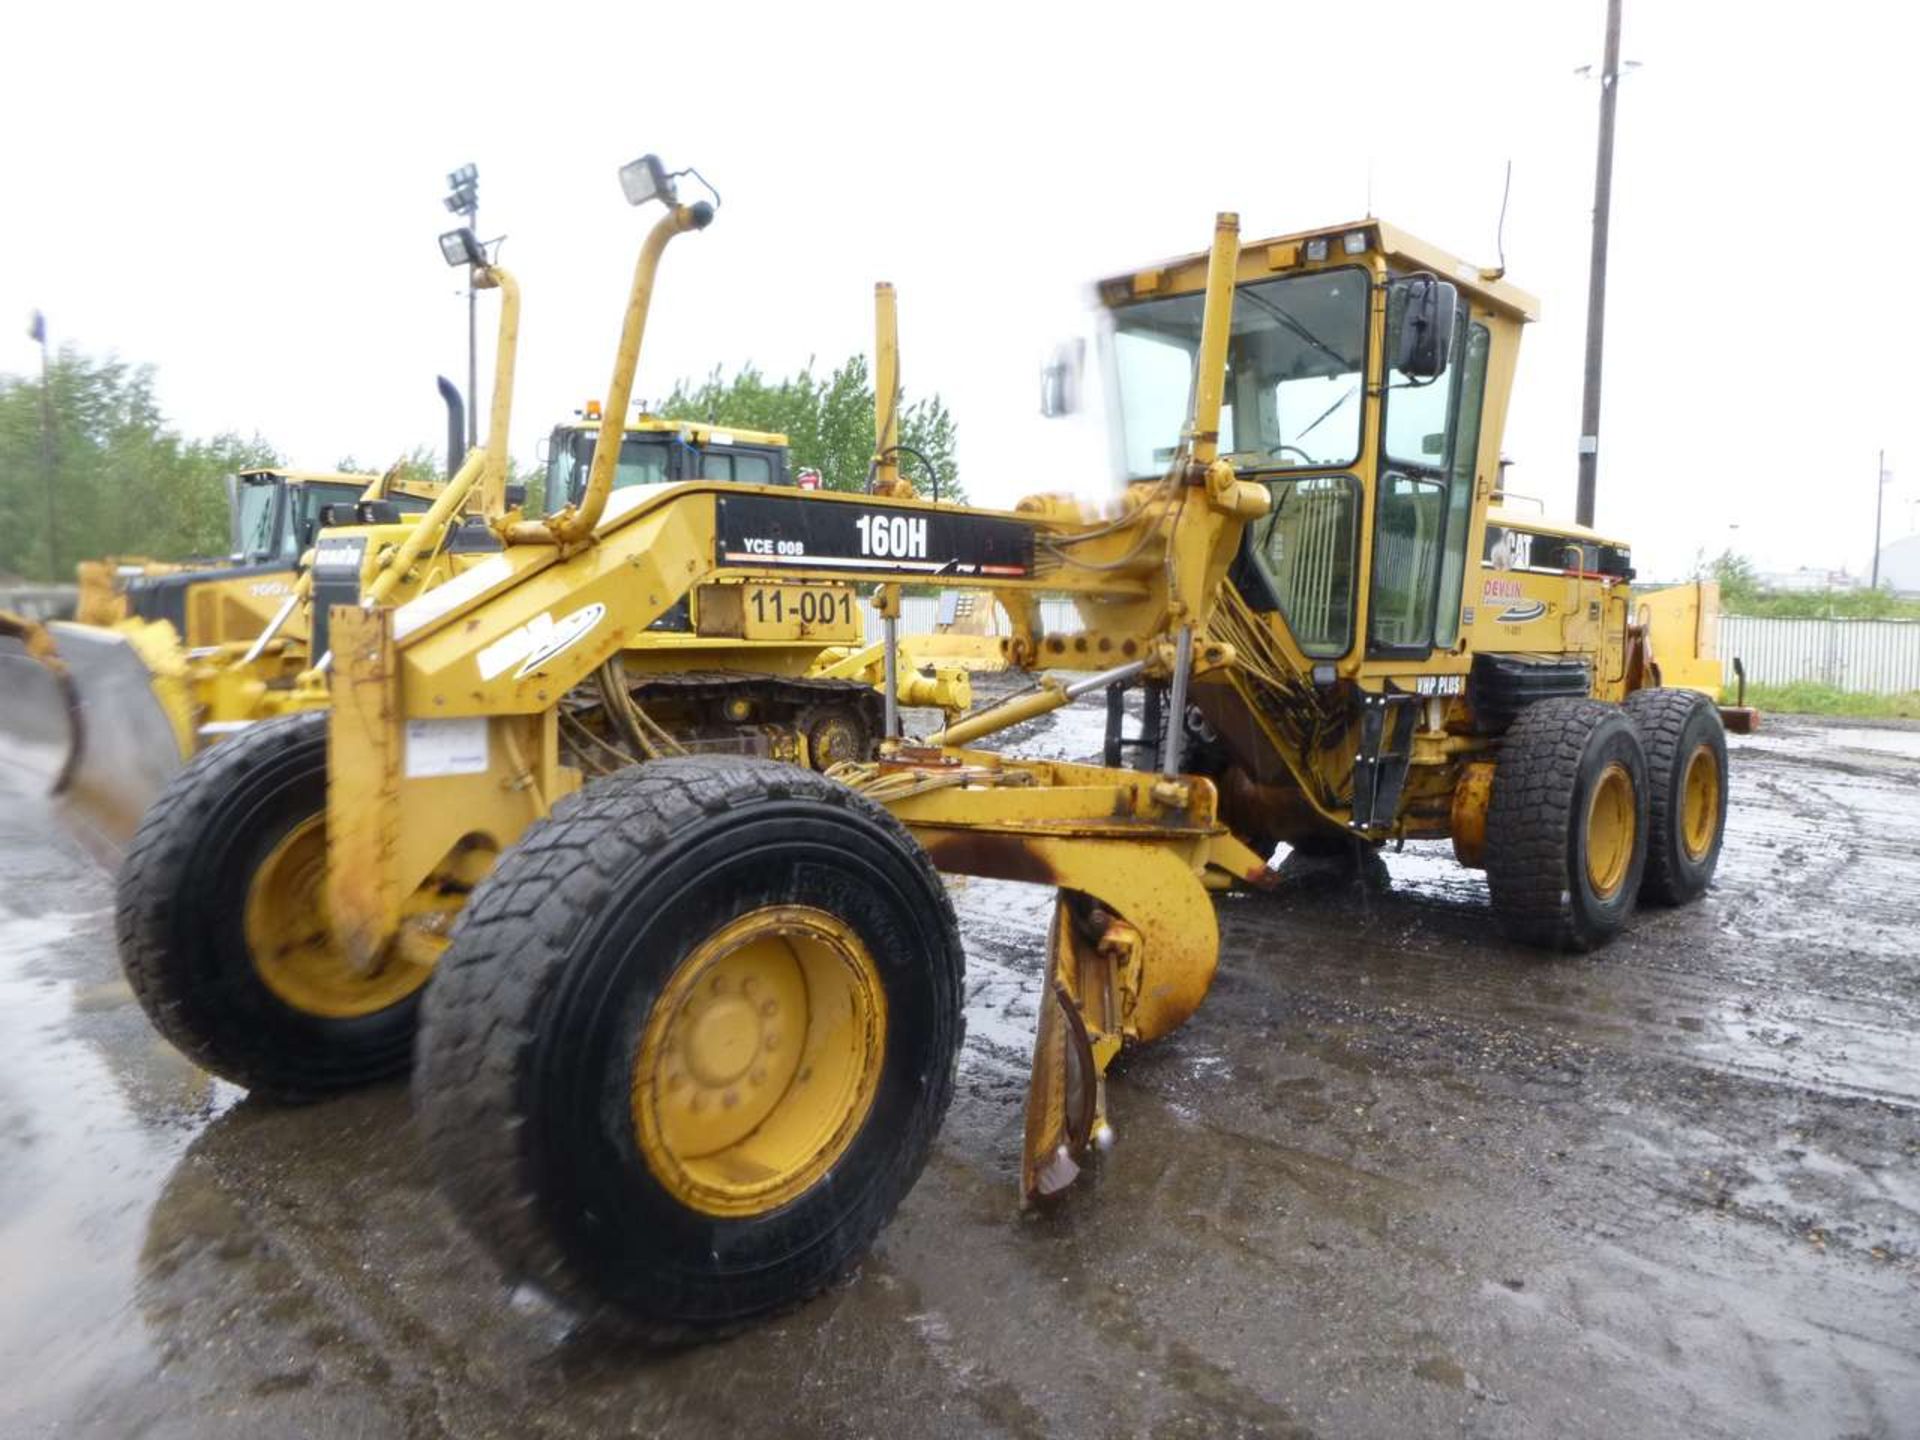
0, 349, 280, 580
1705, 548, 1920, 620
660, 355, 963, 503
336, 445, 448, 490
1708, 550, 1761, 609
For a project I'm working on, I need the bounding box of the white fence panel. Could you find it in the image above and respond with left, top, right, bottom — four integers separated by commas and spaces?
1720, 615, 1920, 693
858, 595, 1085, 643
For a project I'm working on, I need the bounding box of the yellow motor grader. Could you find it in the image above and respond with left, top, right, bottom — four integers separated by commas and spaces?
114, 154, 1732, 1340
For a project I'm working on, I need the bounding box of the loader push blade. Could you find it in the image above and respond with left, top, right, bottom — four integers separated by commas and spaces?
0, 620, 82, 799
40, 622, 195, 863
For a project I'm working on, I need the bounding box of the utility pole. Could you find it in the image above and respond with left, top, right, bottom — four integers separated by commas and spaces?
1576, 0, 1623, 529
1871, 450, 1890, 589
443, 165, 480, 449
29, 311, 57, 581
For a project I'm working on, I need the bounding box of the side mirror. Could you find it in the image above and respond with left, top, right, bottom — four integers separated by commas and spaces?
1391, 275, 1458, 380
504, 483, 527, 510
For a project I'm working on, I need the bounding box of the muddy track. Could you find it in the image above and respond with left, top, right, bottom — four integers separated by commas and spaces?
0, 710, 1915, 1438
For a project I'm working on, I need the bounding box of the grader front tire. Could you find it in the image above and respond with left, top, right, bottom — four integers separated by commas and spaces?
1485, 698, 1650, 952
1624, 687, 1729, 905
114, 711, 435, 1099
413, 756, 964, 1339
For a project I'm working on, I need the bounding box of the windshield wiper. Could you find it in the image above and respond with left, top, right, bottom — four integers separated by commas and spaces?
1294, 383, 1359, 443
1237, 288, 1354, 373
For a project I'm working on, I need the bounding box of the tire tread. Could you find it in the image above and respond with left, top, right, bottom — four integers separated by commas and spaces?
413, 755, 962, 1339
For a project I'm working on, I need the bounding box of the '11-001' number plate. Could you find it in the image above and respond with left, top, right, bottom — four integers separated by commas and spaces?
697, 583, 862, 642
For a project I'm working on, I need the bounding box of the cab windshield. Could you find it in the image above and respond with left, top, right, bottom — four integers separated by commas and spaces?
233, 477, 282, 561
1110, 268, 1368, 479
545, 429, 670, 513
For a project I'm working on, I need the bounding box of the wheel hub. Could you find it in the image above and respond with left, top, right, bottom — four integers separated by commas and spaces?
1680, 743, 1720, 861
1584, 761, 1636, 900
244, 816, 480, 1019
634, 905, 886, 1217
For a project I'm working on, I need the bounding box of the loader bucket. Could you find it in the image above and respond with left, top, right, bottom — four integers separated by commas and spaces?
6, 621, 195, 863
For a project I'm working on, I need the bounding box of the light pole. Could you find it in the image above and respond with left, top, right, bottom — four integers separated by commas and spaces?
443, 164, 480, 449
1871, 450, 1891, 590
1573, 0, 1626, 529
29, 310, 56, 581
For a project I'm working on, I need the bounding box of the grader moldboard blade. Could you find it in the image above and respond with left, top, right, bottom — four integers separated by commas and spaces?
0, 622, 194, 864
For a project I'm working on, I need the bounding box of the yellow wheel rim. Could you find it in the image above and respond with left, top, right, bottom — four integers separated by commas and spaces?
632, 905, 887, 1218
1584, 761, 1636, 900
244, 815, 475, 1019
1680, 743, 1721, 862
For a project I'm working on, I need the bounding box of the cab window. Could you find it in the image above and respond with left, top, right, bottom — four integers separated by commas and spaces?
1110, 268, 1368, 479
1246, 474, 1361, 657
545, 431, 670, 513
1368, 291, 1489, 655
700, 450, 776, 485
1430, 324, 1490, 646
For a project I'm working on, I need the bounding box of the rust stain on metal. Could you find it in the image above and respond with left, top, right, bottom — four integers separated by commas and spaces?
924, 830, 1057, 886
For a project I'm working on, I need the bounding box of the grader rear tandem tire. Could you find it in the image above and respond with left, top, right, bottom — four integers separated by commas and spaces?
413, 756, 965, 1339
1623, 686, 1729, 906
1485, 697, 1650, 952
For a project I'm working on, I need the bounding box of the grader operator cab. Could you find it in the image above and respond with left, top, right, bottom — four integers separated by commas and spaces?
111, 157, 1733, 1342
543, 410, 792, 505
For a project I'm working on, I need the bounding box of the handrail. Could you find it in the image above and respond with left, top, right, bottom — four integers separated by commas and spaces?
475, 265, 521, 516
503, 201, 713, 546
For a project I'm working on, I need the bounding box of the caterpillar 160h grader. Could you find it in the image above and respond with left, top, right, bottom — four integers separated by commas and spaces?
113, 153, 1730, 1340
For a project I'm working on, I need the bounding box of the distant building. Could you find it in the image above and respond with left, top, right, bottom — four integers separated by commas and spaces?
1759, 566, 1865, 594
1876, 534, 1920, 596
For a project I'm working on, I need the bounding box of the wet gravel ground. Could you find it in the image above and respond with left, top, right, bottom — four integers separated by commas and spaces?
1, 708, 1916, 1438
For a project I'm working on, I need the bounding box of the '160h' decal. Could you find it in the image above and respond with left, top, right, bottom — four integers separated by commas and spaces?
715, 494, 1033, 578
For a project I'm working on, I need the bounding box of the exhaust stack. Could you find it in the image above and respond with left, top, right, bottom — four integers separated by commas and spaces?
437, 375, 467, 478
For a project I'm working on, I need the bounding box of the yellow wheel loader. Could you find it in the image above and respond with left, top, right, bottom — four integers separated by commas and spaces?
115, 154, 1733, 1340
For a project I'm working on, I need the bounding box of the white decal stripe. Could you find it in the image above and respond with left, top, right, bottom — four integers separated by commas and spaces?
721, 552, 1028, 576
393, 554, 514, 640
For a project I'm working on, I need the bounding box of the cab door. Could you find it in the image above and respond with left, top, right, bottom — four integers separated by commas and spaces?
1366, 285, 1490, 660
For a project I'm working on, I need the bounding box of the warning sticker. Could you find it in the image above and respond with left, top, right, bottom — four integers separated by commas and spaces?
404, 716, 489, 778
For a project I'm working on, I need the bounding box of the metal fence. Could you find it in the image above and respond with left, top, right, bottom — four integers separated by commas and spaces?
1720, 615, 1920, 694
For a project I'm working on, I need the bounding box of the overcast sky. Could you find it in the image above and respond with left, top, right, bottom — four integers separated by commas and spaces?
4, 0, 1915, 581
